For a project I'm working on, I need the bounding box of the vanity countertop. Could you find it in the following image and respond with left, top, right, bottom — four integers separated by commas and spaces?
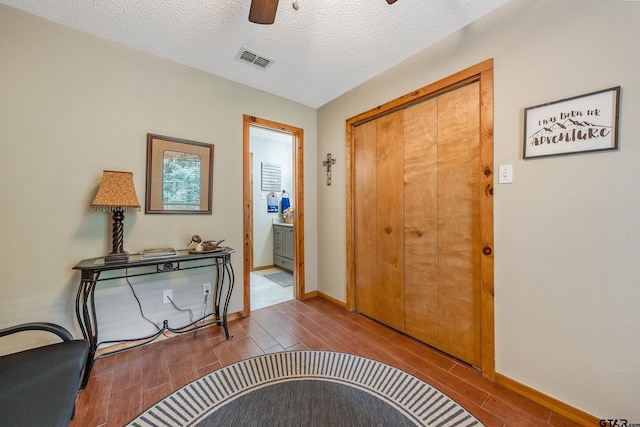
274, 222, 294, 227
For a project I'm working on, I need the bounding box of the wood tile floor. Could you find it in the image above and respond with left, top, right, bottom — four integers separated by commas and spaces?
70, 297, 586, 427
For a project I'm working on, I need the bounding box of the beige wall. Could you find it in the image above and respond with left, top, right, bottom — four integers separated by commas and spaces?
317, 0, 640, 419
0, 6, 317, 348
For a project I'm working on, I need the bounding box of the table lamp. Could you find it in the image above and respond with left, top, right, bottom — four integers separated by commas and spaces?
90, 170, 140, 263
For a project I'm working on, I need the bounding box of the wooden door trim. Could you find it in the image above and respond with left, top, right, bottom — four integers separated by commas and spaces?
242, 115, 305, 317
249, 153, 254, 271
345, 59, 495, 380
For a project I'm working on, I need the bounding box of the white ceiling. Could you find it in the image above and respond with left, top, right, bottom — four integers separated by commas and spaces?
1, 0, 511, 108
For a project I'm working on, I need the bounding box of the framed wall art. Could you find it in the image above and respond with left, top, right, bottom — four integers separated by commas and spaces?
145, 133, 214, 214
523, 86, 620, 159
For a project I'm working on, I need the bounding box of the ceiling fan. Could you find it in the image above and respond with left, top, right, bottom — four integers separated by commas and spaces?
249, 0, 397, 25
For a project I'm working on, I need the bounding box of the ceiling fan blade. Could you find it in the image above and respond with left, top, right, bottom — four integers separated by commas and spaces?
249, 0, 280, 24
387, 0, 398, 4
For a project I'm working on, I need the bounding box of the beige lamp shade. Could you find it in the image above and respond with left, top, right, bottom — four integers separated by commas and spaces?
90, 170, 141, 212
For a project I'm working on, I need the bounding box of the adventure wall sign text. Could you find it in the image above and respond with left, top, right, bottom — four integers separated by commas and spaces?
523, 86, 620, 159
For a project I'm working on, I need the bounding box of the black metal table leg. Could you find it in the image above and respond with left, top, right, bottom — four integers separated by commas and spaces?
76, 271, 100, 389
213, 256, 234, 340
221, 258, 234, 340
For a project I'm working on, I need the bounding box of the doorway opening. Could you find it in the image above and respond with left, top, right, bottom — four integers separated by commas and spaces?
243, 115, 305, 316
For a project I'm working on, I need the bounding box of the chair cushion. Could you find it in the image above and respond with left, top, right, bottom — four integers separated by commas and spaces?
0, 340, 88, 427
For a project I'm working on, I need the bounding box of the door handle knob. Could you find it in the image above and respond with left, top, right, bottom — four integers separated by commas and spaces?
385, 226, 392, 234
416, 230, 423, 237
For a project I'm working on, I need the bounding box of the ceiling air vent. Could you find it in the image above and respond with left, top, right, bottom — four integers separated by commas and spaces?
235, 47, 274, 70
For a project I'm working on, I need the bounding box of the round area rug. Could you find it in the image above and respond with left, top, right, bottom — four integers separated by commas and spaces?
127, 350, 484, 427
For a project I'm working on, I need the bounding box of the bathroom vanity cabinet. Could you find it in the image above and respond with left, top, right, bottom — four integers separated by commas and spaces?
273, 223, 294, 271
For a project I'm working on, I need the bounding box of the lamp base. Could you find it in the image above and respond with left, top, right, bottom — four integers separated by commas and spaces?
105, 251, 129, 263
105, 207, 129, 263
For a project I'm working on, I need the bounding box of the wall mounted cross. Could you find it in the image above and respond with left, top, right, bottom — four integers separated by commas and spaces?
322, 153, 337, 186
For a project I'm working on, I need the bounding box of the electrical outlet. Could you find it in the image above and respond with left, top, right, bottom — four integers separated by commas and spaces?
163, 289, 172, 304
203, 282, 212, 296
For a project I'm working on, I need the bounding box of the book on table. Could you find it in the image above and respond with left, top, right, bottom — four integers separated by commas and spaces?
140, 247, 178, 259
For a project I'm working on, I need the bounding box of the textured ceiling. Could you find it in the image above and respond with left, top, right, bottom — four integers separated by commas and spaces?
0, 0, 511, 108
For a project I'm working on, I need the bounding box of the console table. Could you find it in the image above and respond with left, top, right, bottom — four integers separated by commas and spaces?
73, 248, 235, 388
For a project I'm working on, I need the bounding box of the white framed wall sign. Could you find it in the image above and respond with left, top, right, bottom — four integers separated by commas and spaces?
523, 86, 620, 159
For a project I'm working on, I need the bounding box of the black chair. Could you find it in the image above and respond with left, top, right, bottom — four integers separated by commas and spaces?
0, 322, 89, 427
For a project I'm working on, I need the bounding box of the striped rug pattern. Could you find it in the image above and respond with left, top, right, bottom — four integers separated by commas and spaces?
127, 350, 483, 426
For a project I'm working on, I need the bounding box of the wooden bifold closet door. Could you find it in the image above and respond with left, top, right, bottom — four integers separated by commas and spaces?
354, 81, 481, 367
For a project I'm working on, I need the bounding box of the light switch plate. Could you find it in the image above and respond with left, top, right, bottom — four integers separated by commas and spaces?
498, 165, 513, 184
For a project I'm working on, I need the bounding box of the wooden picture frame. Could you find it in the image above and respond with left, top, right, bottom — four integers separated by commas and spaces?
145, 133, 214, 214
523, 86, 620, 159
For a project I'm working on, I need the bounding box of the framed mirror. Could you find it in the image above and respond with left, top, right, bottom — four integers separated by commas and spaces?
145, 133, 214, 214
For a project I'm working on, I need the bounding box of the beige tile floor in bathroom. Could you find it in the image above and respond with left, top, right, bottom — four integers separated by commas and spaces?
250, 267, 294, 310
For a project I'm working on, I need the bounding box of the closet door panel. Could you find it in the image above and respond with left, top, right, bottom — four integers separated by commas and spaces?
354, 121, 378, 320
437, 82, 482, 366
403, 98, 439, 344
375, 111, 405, 331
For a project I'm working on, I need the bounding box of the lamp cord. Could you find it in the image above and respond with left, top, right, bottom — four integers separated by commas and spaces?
125, 277, 161, 332
200, 293, 209, 332
125, 277, 210, 338
167, 295, 194, 325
